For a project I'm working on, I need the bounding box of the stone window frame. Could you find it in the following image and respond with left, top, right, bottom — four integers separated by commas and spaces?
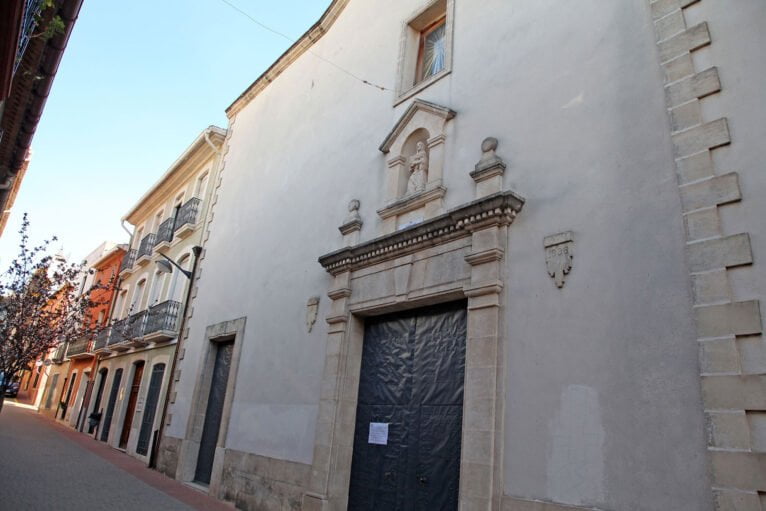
174, 316, 246, 494
394, 0, 455, 105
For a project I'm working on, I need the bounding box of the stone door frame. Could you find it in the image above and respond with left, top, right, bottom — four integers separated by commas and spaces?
306, 192, 523, 511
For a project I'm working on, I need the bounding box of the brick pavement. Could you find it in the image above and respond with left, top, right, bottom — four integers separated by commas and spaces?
0, 402, 234, 511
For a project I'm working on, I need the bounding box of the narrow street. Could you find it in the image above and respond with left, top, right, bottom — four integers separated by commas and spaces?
0, 402, 232, 511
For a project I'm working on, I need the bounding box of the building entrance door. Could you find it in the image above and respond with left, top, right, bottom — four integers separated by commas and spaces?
136, 363, 165, 456
194, 340, 234, 484
119, 362, 144, 449
348, 301, 466, 511
101, 369, 122, 441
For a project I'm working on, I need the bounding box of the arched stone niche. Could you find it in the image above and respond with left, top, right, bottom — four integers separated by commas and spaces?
377, 99, 456, 234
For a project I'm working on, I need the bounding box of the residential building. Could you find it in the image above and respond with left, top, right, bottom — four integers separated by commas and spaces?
156, 1, 766, 511
62, 242, 125, 430
91, 126, 225, 464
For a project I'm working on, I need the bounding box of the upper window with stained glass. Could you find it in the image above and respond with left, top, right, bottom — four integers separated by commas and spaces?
395, 0, 453, 104
416, 17, 446, 84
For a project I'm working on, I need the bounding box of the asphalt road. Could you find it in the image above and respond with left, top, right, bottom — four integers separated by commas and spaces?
0, 403, 205, 511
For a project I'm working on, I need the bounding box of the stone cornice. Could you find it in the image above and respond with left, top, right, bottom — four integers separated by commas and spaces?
226, 0, 350, 118
376, 186, 447, 220
319, 191, 525, 275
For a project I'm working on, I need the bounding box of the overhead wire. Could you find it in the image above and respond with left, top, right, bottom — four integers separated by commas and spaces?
217, 0, 391, 92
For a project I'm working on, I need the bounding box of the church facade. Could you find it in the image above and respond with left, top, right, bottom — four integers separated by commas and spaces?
157, 1, 766, 510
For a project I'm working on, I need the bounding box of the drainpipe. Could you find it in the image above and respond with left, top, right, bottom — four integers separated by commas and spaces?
149, 245, 203, 469
121, 220, 133, 239
202, 127, 222, 155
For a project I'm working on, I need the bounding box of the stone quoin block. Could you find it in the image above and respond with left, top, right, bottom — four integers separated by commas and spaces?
658, 22, 711, 63
690, 269, 730, 304
699, 337, 741, 374
663, 53, 695, 83
650, 0, 700, 21
748, 412, 766, 452
666, 67, 721, 106
654, 8, 686, 41
684, 207, 722, 242
710, 450, 766, 491
672, 118, 730, 157
680, 172, 741, 212
706, 411, 750, 449
687, 233, 752, 272
676, 150, 714, 184
695, 300, 762, 338
713, 489, 762, 511
670, 99, 703, 133
702, 374, 766, 410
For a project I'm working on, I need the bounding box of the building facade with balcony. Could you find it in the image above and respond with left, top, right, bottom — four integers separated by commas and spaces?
61, 242, 125, 431
156, 1, 766, 511
91, 126, 225, 465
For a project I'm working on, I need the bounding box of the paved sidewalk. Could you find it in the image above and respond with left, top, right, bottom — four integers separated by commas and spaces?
0, 402, 233, 511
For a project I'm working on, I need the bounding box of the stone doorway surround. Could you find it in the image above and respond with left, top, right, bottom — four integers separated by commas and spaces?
305, 190, 524, 511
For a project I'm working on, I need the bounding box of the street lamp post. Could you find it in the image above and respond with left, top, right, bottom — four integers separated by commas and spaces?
148, 245, 202, 469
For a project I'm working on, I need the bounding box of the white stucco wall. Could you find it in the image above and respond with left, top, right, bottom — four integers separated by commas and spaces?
164, 1, 740, 509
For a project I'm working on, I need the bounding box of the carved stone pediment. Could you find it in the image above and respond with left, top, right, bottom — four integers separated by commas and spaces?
379, 99, 456, 154
376, 100, 457, 234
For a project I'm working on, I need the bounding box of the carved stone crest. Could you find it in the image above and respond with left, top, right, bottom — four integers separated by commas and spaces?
544, 232, 573, 288
306, 296, 320, 332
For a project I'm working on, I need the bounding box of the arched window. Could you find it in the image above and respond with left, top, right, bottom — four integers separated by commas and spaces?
168, 254, 191, 303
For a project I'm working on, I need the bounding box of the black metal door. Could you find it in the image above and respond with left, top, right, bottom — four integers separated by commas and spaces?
348, 301, 466, 511
101, 369, 123, 442
194, 341, 234, 484
136, 363, 165, 456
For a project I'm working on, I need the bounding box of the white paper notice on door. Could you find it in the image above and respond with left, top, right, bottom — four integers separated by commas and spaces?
368, 422, 389, 445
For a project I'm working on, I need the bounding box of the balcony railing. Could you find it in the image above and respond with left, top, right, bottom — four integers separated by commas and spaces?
15, 0, 44, 74
156, 218, 174, 246
119, 250, 137, 273
66, 337, 92, 358
175, 197, 201, 232
108, 318, 129, 346
144, 300, 181, 339
93, 327, 110, 351
137, 233, 156, 260
125, 310, 148, 340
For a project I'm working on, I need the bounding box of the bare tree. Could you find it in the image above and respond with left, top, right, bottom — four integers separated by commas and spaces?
0, 215, 100, 412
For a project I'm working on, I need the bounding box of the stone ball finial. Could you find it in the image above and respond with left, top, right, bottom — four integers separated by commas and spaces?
481, 137, 498, 154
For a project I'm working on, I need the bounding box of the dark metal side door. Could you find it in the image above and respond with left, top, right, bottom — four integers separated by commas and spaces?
194, 340, 234, 484
348, 301, 466, 511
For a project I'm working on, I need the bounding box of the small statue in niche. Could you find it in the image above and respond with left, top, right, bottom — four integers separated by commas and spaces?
406, 141, 429, 195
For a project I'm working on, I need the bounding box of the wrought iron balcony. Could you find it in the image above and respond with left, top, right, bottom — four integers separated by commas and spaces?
144, 300, 181, 341
66, 337, 92, 359
15, 0, 45, 74
136, 233, 157, 263
174, 197, 201, 236
156, 218, 174, 247
119, 250, 137, 274
108, 318, 129, 348
125, 310, 148, 341
93, 327, 110, 351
